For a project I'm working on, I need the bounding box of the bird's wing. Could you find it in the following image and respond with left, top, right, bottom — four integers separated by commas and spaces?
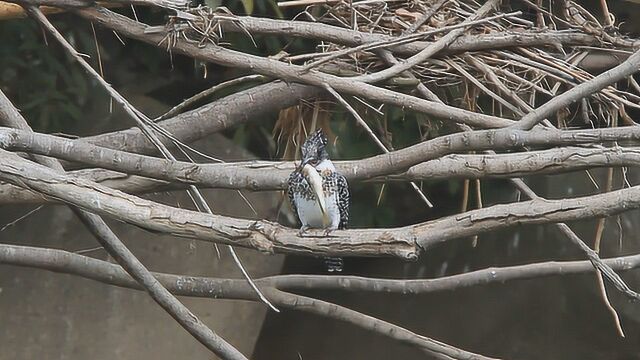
336, 173, 350, 230
286, 171, 303, 224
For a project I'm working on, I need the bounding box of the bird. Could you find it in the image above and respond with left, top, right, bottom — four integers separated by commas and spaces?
286, 129, 349, 272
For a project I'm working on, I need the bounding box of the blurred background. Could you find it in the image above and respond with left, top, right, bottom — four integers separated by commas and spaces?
1, 0, 640, 358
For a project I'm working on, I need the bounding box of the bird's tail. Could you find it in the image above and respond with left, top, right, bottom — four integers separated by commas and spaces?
324, 257, 343, 272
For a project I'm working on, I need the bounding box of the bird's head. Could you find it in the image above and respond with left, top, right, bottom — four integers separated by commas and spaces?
299, 128, 329, 169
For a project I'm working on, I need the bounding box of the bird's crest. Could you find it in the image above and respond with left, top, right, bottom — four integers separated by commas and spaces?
301, 128, 327, 157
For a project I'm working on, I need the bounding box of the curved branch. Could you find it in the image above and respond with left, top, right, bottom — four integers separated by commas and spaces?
85, 81, 319, 155
211, 16, 636, 57
0, 244, 498, 360
4, 126, 640, 187
4, 148, 640, 257
4, 144, 640, 204
3, 243, 640, 297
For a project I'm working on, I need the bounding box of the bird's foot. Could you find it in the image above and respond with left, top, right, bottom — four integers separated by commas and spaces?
322, 228, 334, 237
298, 226, 311, 237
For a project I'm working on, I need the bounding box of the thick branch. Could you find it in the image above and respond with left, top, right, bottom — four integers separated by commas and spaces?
5, 145, 640, 203
1, 1, 622, 54
5, 148, 640, 257
4, 126, 640, 188
85, 81, 319, 156
215, 17, 636, 56
379, 146, 640, 181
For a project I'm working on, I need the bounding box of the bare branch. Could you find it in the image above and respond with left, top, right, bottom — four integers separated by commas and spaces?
83, 81, 318, 156
6, 145, 640, 204
513, 48, 640, 130
201, 15, 631, 57
5, 126, 640, 190
379, 146, 640, 181
5, 148, 640, 258
4, 243, 640, 297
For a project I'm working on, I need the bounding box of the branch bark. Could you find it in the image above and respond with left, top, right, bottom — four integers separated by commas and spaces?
3, 242, 639, 297
5, 145, 640, 204
5, 148, 640, 257
85, 81, 319, 156
4, 126, 640, 188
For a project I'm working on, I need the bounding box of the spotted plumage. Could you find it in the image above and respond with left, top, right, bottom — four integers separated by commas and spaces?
287, 129, 350, 272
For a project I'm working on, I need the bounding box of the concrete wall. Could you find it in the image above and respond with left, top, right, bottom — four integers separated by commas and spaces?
0, 123, 285, 359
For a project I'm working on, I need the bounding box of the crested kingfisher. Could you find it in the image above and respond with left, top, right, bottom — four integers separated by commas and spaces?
286, 129, 350, 272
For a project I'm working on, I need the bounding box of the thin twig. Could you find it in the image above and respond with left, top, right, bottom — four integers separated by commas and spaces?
157, 74, 267, 121
323, 83, 434, 207
356, 0, 502, 83
303, 11, 520, 72
0, 205, 43, 232
402, 0, 448, 35
513, 48, 640, 130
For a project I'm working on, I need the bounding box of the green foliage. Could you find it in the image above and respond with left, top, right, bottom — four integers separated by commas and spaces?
0, 17, 107, 132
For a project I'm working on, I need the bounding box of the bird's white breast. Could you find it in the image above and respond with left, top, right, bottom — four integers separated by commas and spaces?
294, 188, 341, 229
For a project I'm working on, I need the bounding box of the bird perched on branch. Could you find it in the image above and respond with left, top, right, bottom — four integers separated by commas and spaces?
287, 129, 350, 272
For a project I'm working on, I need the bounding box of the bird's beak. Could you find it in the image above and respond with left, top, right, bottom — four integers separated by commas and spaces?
297, 156, 311, 171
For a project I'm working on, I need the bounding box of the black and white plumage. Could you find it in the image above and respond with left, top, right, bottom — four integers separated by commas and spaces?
287, 129, 350, 272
